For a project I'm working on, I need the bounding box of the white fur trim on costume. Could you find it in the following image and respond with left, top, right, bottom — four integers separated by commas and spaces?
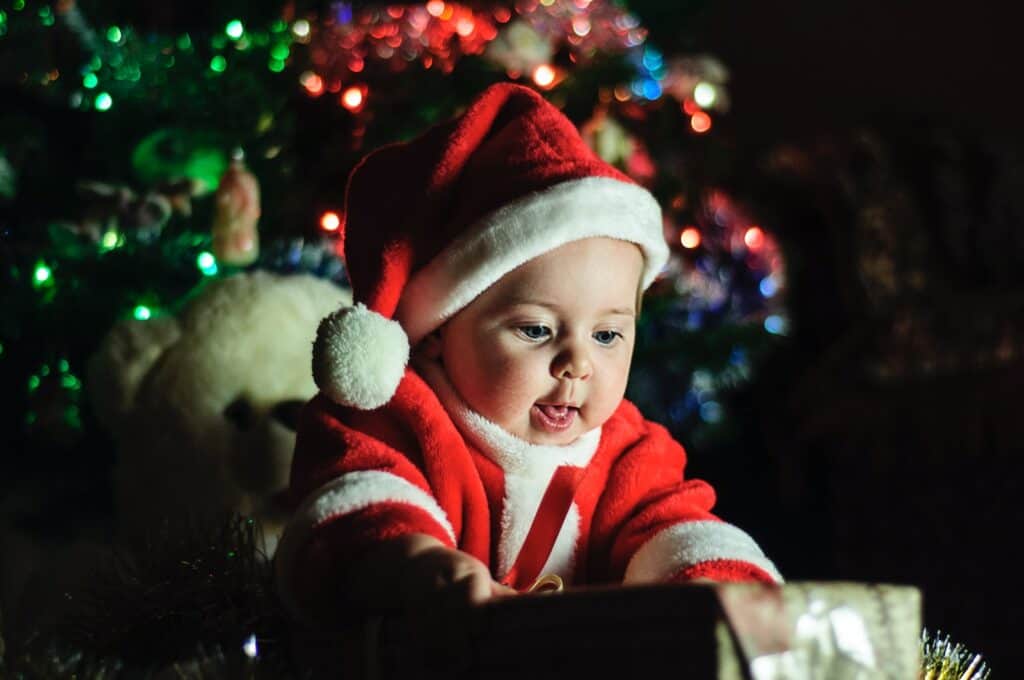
623, 520, 784, 585
312, 302, 410, 410
274, 470, 456, 623
416, 356, 602, 475
276, 470, 456, 575
396, 176, 669, 344
302, 470, 455, 540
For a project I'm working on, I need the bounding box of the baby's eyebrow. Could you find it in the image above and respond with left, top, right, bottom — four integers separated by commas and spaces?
599, 307, 636, 317
503, 299, 635, 317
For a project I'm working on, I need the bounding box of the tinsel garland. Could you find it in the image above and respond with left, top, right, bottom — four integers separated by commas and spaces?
1, 515, 295, 678
921, 630, 991, 680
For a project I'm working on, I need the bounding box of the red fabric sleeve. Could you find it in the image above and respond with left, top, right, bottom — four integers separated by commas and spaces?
590, 405, 779, 585
275, 393, 457, 620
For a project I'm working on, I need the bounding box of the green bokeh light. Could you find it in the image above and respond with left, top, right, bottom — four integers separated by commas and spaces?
268, 58, 285, 73
270, 44, 290, 60
82, 73, 98, 88
94, 92, 113, 110
13, 0, 25, 11
33, 262, 52, 287
133, 305, 152, 321
100, 229, 122, 250
106, 26, 122, 43
28, 375, 40, 391
197, 251, 218, 276
225, 20, 244, 39
210, 55, 227, 72
177, 34, 192, 51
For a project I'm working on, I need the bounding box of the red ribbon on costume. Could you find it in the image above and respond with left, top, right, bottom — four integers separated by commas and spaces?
501, 465, 587, 591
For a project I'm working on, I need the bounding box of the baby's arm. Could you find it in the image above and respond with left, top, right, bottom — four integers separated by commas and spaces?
591, 412, 782, 585
276, 394, 511, 624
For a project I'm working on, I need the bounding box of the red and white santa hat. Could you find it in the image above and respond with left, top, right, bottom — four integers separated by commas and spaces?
313, 83, 669, 410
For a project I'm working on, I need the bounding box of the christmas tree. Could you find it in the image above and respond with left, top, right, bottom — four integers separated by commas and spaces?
0, 0, 787, 472
1, 0, 791, 671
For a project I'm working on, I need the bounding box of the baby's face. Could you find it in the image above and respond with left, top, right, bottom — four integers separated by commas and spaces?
435, 237, 644, 445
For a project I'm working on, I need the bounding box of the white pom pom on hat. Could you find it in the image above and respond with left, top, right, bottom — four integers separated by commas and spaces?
313, 83, 669, 410
312, 303, 410, 410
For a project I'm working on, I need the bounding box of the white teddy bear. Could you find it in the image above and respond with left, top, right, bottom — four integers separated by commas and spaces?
87, 271, 350, 555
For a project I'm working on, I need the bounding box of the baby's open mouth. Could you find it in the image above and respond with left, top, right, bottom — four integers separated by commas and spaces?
532, 403, 578, 432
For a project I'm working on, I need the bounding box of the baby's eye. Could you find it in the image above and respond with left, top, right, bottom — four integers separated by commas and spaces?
593, 330, 623, 346
517, 325, 551, 341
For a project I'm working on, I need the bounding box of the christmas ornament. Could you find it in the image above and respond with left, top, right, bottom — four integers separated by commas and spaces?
52, 179, 202, 246
483, 19, 554, 76
211, 156, 261, 266
258, 237, 347, 282
580, 106, 656, 184
580, 107, 632, 167
131, 129, 228, 191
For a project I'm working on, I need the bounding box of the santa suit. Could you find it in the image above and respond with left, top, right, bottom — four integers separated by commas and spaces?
276, 364, 782, 614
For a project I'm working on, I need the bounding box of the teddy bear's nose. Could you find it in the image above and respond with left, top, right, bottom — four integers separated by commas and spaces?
224, 396, 254, 430
271, 399, 305, 431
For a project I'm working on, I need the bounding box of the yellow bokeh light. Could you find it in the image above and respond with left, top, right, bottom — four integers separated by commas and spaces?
532, 64, 556, 88
680, 227, 701, 249
341, 86, 365, 111
320, 211, 341, 232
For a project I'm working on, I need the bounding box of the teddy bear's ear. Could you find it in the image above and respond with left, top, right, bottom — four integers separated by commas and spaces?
87, 315, 182, 435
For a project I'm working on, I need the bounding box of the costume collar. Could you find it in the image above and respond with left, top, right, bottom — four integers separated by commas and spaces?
413, 357, 601, 477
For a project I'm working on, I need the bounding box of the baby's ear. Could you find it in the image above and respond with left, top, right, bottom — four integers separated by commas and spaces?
416, 329, 444, 360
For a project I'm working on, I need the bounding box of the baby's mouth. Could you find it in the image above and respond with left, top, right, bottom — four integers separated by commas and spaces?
531, 403, 579, 433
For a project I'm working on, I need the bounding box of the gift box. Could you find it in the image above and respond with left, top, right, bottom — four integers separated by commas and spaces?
304, 581, 920, 679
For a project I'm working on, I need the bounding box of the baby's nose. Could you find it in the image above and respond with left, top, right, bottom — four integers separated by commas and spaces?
552, 344, 593, 380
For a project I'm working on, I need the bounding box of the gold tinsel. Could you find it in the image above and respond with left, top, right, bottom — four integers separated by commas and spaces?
922, 630, 990, 679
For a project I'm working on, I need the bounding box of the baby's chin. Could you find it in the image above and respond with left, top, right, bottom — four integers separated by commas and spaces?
519, 428, 583, 446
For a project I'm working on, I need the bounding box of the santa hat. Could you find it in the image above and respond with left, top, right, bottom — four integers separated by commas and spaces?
313, 83, 669, 410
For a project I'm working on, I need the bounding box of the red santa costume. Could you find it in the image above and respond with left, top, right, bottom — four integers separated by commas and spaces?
276, 83, 781, 618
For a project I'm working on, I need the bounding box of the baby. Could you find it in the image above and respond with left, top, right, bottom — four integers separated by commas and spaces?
275, 83, 781, 624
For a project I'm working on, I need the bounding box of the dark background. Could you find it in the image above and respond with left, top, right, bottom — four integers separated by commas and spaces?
675, 0, 1024, 669
688, 0, 1021, 136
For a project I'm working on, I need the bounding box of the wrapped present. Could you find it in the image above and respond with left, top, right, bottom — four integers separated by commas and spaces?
301, 581, 920, 679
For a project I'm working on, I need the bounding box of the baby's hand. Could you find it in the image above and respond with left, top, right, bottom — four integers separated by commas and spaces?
392, 536, 515, 672
398, 536, 514, 607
